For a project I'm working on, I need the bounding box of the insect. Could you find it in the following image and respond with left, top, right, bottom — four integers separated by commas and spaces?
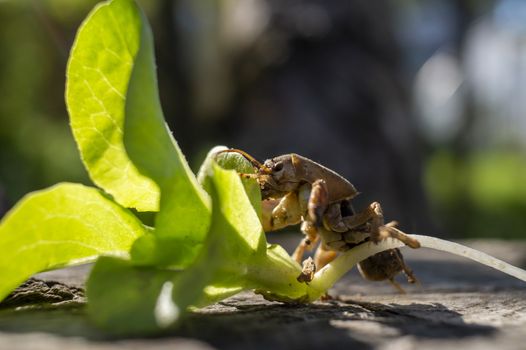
219, 149, 421, 292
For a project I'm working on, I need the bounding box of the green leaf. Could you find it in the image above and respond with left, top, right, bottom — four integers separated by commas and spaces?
193, 161, 305, 306
66, 0, 159, 212
0, 183, 146, 301
198, 146, 262, 217
87, 256, 183, 334
193, 162, 266, 302
67, 0, 312, 333
67, 0, 212, 268
208, 163, 266, 255
88, 158, 267, 334
119, 0, 211, 267
86, 155, 306, 334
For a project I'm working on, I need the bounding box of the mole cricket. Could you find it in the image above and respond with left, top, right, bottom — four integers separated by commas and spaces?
218, 149, 421, 292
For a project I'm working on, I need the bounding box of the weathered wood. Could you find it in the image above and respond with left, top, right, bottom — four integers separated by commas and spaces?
0, 239, 524, 349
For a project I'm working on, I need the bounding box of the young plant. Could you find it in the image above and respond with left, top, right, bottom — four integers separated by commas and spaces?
0, 0, 525, 335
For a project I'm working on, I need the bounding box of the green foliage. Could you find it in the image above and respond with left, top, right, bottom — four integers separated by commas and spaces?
2, 0, 525, 336
122, 1, 211, 267
0, 1, 90, 203
0, 183, 145, 301
1, 0, 525, 337
86, 256, 183, 334
86, 152, 308, 333
66, 0, 159, 212
425, 150, 526, 238
0, 0, 312, 333
0, 0, 408, 335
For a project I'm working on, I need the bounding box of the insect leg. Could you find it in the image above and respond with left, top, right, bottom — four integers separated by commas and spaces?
292, 180, 329, 264
314, 241, 338, 269
342, 202, 381, 230
261, 198, 280, 232
391, 247, 418, 284
388, 278, 407, 294
262, 192, 302, 232
307, 179, 329, 227
292, 231, 319, 264
379, 224, 421, 249
348, 202, 420, 249
323, 203, 348, 232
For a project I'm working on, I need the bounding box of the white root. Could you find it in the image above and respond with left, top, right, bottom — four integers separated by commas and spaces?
310, 234, 526, 293
410, 235, 526, 282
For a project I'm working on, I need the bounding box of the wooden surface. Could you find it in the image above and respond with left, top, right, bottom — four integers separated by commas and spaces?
0, 237, 525, 350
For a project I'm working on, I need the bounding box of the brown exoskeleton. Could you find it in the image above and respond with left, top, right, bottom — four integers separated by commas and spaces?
219, 149, 420, 292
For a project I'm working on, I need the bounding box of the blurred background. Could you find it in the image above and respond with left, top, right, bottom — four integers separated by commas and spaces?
0, 0, 525, 239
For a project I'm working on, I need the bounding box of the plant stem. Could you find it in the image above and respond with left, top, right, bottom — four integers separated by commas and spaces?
310, 234, 526, 297
246, 244, 311, 302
